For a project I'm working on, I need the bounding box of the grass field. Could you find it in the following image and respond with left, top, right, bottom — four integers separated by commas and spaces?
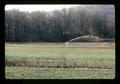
5, 42, 115, 79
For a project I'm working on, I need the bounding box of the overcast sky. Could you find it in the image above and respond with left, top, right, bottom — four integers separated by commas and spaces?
5, 5, 81, 12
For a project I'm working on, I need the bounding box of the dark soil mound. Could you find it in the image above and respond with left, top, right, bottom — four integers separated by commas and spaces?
69, 35, 100, 42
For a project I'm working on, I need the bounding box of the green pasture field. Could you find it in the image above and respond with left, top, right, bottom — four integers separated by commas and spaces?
5, 42, 115, 79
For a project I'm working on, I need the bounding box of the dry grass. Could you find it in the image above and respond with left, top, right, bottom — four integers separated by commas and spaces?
5, 42, 115, 79
5, 42, 115, 69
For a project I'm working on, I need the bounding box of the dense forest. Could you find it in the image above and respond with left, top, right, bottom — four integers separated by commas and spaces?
5, 5, 115, 42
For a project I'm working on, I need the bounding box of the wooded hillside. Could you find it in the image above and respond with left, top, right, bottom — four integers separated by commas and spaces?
5, 5, 115, 42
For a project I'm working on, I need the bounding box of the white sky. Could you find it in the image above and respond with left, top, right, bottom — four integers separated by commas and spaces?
5, 5, 81, 12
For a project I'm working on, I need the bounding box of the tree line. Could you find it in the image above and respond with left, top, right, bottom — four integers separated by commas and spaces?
5, 5, 115, 42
